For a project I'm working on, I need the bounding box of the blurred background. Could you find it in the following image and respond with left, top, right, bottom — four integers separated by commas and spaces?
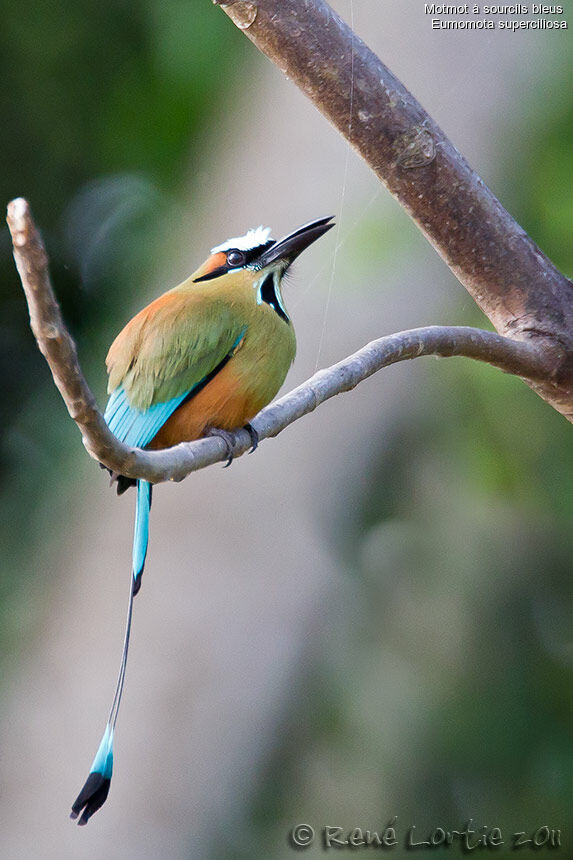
1, 0, 572, 857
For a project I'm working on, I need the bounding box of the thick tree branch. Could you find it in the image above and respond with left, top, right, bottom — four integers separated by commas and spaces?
215, 0, 573, 422
7, 198, 556, 484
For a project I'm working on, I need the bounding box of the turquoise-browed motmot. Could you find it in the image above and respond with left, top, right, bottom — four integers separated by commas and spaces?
70, 216, 334, 824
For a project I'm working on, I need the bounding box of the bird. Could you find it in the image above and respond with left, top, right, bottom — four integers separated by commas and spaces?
70, 215, 334, 825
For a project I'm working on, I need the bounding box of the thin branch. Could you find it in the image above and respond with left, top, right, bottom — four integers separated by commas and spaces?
7, 197, 556, 484
215, 0, 573, 422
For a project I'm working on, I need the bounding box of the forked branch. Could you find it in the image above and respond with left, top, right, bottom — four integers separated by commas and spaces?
7, 198, 556, 485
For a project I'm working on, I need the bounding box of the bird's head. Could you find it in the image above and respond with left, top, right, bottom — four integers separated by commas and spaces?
190, 216, 334, 323
191, 215, 334, 286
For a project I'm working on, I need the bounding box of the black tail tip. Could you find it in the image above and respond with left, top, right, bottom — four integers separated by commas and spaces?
70, 772, 111, 826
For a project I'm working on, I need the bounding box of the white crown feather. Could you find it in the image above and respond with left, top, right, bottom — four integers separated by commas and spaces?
211, 226, 272, 254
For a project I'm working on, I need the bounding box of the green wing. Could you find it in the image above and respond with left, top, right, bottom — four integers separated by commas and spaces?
106, 290, 246, 410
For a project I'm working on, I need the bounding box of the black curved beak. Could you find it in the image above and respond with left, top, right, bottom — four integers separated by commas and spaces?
257, 216, 335, 268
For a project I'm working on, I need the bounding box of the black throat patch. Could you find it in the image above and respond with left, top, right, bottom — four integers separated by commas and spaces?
260, 272, 289, 323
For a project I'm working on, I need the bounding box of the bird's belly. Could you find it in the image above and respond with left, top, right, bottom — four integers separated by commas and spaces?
149, 360, 271, 449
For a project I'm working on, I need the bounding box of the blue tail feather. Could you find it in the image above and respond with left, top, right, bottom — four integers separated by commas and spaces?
72, 383, 186, 824
91, 723, 114, 778
132, 480, 151, 595
70, 482, 147, 824
70, 725, 114, 825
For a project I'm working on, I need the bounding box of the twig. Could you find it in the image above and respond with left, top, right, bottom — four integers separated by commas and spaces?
215, 0, 573, 422
7, 198, 557, 485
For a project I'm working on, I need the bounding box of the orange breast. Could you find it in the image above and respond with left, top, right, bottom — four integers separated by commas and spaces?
149, 361, 263, 449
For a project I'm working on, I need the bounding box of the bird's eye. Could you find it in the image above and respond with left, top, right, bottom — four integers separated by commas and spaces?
226, 249, 245, 268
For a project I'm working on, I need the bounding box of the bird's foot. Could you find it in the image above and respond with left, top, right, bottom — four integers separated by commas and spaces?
244, 423, 259, 454
205, 427, 237, 467
205, 424, 259, 466
99, 462, 136, 495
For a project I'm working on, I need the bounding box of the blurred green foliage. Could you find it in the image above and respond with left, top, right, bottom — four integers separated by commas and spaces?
1, 2, 572, 855
216, 43, 573, 860
232, 361, 573, 858
0, 0, 244, 643
507, 100, 573, 279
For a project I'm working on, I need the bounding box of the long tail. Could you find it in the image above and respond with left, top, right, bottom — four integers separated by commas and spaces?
70, 480, 151, 825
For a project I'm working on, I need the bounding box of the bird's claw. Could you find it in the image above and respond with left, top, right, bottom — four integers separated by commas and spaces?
244, 423, 259, 454
205, 427, 237, 467
206, 424, 259, 466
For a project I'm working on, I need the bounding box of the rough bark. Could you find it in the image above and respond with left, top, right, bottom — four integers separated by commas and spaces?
216, 0, 573, 422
